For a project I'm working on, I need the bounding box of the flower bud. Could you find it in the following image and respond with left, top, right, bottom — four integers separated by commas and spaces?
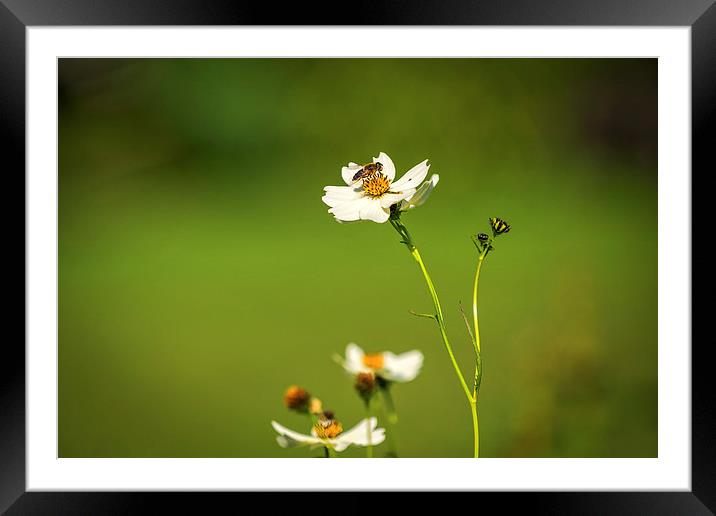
489, 217, 511, 235
354, 371, 377, 400
477, 233, 489, 243
283, 385, 310, 411
309, 398, 323, 415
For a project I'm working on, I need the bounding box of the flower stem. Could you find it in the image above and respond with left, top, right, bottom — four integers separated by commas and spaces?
381, 384, 399, 425
390, 219, 472, 402
324, 446, 336, 458
365, 399, 373, 458
389, 217, 478, 457
472, 252, 487, 355
470, 246, 489, 455
470, 400, 479, 458
377, 388, 399, 457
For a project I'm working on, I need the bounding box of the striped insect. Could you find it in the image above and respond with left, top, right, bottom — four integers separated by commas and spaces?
489, 217, 511, 235
351, 161, 383, 182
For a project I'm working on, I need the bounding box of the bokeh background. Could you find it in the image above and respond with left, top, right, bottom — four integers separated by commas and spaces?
58, 58, 657, 458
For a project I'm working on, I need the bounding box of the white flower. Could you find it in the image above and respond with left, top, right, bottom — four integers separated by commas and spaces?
400, 174, 440, 211
322, 152, 430, 223
271, 417, 385, 452
339, 343, 424, 383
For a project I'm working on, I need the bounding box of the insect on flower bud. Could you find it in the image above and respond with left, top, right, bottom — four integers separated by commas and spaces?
354, 371, 377, 398
283, 385, 310, 411
489, 217, 511, 236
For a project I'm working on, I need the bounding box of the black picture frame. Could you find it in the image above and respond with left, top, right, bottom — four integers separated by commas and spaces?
2, 1, 711, 513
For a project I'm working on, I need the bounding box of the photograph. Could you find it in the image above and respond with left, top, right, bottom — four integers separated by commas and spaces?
57, 57, 658, 459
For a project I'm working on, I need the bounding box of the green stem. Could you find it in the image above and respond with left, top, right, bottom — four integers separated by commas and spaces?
470, 247, 489, 456
471, 248, 489, 398
408, 245, 472, 402
471, 401, 479, 458
472, 252, 487, 355
377, 388, 399, 457
324, 446, 336, 458
389, 217, 478, 457
365, 399, 373, 458
381, 385, 399, 425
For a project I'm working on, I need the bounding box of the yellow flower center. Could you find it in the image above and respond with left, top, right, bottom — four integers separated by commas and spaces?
361, 172, 391, 197
362, 353, 385, 370
313, 419, 343, 439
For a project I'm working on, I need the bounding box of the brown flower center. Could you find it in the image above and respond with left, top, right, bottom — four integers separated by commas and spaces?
361, 172, 391, 197
355, 371, 377, 395
362, 353, 385, 370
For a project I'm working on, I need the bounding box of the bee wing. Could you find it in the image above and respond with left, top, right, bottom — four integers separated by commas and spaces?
342, 162, 364, 185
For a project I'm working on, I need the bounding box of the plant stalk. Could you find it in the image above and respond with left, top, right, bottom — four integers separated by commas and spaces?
389, 217, 478, 457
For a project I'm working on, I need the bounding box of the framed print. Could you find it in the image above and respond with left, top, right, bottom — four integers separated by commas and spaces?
3, 0, 712, 513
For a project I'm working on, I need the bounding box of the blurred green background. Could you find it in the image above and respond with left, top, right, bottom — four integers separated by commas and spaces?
58, 58, 657, 458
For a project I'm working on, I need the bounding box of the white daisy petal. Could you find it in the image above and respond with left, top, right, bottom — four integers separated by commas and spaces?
344, 343, 366, 374
341, 162, 364, 185
391, 160, 430, 191
373, 152, 396, 181
401, 174, 439, 211
328, 197, 372, 222
331, 440, 350, 452
272, 421, 321, 448
379, 189, 416, 209
382, 350, 424, 382
322, 186, 364, 208
276, 435, 299, 448
322, 196, 349, 208
328, 206, 361, 222
324, 185, 363, 197
365, 427, 386, 447
335, 417, 386, 447
359, 198, 390, 223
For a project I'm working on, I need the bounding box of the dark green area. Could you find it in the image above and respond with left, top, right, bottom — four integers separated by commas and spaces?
58, 58, 657, 457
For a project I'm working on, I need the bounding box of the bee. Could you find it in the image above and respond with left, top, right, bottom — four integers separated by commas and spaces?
489, 217, 511, 235
351, 161, 383, 182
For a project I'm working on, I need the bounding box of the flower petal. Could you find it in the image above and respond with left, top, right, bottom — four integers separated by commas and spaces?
341, 162, 364, 185
379, 189, 416, 209
359, 198, 390, 223
373, 152, 396, 181
391, 159, 430, 191
382, 350, 424, 382
335, 417, 386, 447
401, 174, 439, 211
322, 185, 364, 208
328, 197, 372, 222
332, 439, 352, 452
344, 343, 366, 374
271, 420, 321, 448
